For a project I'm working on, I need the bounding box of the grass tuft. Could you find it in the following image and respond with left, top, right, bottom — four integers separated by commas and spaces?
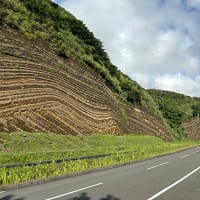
0, 132, 199, 185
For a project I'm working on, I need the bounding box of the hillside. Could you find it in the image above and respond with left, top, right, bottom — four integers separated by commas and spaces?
148, 89, 200, 139
0, 0, 174, 140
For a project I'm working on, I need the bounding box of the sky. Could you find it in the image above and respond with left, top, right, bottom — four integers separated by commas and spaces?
53, 0, 200, 97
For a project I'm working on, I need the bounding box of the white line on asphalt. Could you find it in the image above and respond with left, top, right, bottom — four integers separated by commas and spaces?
0, 191, 5, 194
45, 182, 103, 200
180, 154, 189, 159
147, 166, 200, 200
147, 162, 169, 170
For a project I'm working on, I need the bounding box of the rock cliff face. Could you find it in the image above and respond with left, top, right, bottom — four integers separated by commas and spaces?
0, 26, 172, 140
184, 118, 200, 140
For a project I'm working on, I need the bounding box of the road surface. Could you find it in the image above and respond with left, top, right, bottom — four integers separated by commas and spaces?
0, 147, 200, 200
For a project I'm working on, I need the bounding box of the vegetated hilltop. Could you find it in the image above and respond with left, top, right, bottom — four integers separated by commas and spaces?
148, 89, 200, 140
0, 0, 172, 140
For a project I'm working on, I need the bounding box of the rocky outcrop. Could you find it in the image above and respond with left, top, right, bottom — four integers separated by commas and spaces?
184, 118, 200, 140
0, 26, 172, 140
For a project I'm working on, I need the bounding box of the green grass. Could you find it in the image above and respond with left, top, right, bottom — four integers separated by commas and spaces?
0, 132, 164, 164
0, 132, 199, 185
0, 132, 164, 155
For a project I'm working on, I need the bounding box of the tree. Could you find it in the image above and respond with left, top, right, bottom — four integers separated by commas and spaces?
192, 104, 200, 117
127, 90, 141, 105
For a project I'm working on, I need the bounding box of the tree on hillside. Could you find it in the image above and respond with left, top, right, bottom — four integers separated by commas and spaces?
192, 104, 200, 117
159, 103, 184, 127
127, 90, 141, 105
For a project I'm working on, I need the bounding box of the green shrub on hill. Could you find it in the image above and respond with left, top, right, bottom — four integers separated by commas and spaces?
192, 104, 200, 117
148, 89, 200, 139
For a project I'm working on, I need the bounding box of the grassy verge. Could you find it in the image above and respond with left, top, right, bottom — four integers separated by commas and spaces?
0, 132, 199, 185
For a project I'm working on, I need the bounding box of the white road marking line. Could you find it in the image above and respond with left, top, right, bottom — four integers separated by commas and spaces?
147, 162, 169, 170
0, 191, 5, 194
180, 154, 189, 159
45, 182, 103, 200
147, 166, 200, 200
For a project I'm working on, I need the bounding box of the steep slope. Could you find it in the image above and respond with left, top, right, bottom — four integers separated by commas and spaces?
184, 118, 200, 140
0, 26, 124, 135
148, 89, 200, 139
0, 0, 173, 140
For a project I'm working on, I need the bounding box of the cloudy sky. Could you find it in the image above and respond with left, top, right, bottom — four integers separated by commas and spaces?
53, 0, 200, 97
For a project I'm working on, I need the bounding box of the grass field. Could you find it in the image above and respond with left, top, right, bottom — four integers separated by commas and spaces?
0, 132, 199, 185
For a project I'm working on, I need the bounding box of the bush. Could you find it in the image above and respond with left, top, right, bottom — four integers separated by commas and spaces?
192, 104, 200, 117
127, 90, 141, 105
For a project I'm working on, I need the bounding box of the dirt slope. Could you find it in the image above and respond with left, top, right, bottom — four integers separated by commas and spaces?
0, 26, 172, 140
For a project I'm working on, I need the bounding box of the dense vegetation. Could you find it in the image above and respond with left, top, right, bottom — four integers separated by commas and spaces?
0, 132, 198, 184
148, 89, 200, 139
0, 0, 159, 111
192, 104, 200, 117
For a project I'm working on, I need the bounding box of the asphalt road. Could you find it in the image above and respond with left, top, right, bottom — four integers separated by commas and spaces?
0, 147, 200, 200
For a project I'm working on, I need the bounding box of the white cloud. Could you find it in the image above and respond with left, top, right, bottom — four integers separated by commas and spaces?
56, 0, 200, 97
154, 74, 200, 96
187, 0, 200, 7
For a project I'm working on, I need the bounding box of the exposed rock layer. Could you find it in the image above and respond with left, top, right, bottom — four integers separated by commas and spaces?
0, 26, 172, 140
184, 118, 200, 140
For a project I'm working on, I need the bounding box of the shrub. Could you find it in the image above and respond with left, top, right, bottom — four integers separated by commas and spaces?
192, 104, 200, 117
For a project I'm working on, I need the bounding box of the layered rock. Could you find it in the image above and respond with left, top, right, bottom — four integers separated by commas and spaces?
0, 26, 172, 140
184, 118, 200, 140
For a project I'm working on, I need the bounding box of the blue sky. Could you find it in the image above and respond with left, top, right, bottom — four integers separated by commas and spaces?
53, 0, 200, 97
